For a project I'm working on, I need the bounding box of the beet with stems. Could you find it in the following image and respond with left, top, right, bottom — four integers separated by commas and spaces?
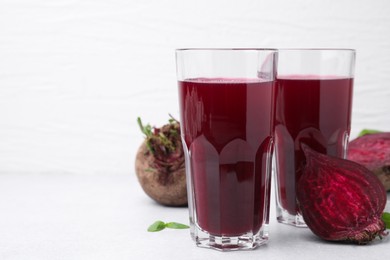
135, 116, 187, 206
347, 132, 390, 191
297, 145, 387, 244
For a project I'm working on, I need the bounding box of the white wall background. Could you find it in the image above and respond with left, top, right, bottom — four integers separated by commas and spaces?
0, 0, 389, 175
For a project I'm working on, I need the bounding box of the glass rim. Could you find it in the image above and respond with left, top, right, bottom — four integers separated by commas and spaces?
176, 48, 354, 51
277, 48, 355, 52
176, 48, 278, 52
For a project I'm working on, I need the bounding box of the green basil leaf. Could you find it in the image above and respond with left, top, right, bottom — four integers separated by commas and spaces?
382, 212, 390, 229
165, 222, 190, 229
147, 220, 166, 232
358, 129, 382, 137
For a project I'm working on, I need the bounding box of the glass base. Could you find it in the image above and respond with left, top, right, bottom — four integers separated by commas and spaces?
276, 208, 307, 227
191, 224, 269, 251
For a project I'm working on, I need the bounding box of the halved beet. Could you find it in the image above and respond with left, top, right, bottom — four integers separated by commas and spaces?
347, 132, 390, 190
297, 145, 387, 244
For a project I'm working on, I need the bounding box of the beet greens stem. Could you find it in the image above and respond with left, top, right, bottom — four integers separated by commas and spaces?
137, 117, 152, 138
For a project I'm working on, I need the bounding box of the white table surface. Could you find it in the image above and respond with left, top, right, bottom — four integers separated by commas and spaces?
1, 172, 389, 260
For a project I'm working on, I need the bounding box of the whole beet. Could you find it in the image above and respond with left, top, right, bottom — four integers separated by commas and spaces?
297, 145, 387, 244
135, 117, 187, 206
347, 132, 390, 190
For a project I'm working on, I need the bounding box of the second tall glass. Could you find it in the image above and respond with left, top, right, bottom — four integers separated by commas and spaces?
274, 49, 356, 227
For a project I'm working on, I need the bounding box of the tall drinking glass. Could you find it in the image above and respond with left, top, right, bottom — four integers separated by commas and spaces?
176, 49, 277, 251
274, 49, 356, 227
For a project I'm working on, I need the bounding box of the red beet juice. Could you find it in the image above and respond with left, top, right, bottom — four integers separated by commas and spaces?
178, 78, 274, 236
274, 75, 353, 216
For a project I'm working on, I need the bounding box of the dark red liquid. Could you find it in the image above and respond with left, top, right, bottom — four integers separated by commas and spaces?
178, 78, 274, 236
274, 76, 353, 215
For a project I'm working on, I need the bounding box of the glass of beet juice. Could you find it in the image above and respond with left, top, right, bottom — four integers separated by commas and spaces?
274, 49, 356, 227
176, 49, 277, 251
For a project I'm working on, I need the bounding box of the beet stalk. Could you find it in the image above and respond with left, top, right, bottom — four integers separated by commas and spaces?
297, 145, 388, 244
